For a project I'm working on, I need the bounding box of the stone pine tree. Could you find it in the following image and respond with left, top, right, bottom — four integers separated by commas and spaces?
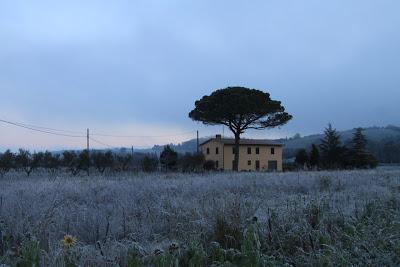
350, 128, 378, 168
309, 144, 320, 169
319, 124, 343, 169
189, 87, 292, 171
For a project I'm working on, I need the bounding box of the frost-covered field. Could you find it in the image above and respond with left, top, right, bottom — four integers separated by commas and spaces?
0, 168, 399, 266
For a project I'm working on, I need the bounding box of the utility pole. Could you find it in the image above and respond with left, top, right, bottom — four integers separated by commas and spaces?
87, 128, 90, 176
196, 130, 199, 153
131, 146, 135, 170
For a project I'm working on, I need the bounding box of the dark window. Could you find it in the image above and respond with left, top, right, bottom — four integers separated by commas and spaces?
248, 160, 251, 166
256, 147, 260, 154
216, 160, 219, 168
216, 147, 219, 154
271, 148, 275, 155
232, 147, 236, 154
232, 160, 235, 170
255, 160, 260, 170
247, 147, 251, 154
206, 148, 210, 154
268, 160, 278, 171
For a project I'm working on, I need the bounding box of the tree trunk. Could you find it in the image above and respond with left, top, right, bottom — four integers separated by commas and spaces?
234, 133, 240, 171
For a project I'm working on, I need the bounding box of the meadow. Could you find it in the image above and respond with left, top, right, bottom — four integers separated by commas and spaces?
0, 168, 399, 266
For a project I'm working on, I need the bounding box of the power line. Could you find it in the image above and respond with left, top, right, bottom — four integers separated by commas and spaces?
0, 119, 86, 138
0, 118, 196, 139
89, 137, 117, 149
90, 130, 197, 138
10, 121, 84, 134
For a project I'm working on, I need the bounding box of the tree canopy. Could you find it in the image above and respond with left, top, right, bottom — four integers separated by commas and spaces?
160, 145, 178, 171
189, 87, 292, 133
319, 124, 344, 168
350, 128, 378, 168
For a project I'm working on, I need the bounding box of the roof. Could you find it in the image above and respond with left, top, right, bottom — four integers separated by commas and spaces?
200, 137, 283, 147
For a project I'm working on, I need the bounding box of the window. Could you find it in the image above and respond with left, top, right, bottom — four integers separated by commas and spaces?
232, 147, 236, 154
216, 160, 219, 168
256, 147, 260, 154
247, 147, 251, 154
216, 147, 219, 154
271, 148, 275, 155
248, 160, 251, 166
206, 148, 210, 154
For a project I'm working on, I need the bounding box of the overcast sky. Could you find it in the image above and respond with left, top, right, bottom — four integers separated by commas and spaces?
1, 0, 399, 150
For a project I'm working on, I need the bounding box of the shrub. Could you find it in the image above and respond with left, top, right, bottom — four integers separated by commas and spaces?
203, 160, 216, 171
212, 217, 243, 250
142, 155, 158, 172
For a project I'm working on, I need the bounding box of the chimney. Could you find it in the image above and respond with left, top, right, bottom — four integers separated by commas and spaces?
215, 134, 222, 139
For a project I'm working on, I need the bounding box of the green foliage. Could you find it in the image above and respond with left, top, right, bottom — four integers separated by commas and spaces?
152, 252, 179, 267
188, 87, 292, 129
127, 251, 144, 267
309, 144, 320, 168
16, 239, 41, 267
141, 155, 159, 172
92, 151, 115, 174
14, 149, 34, 176
42, 151, 60, 173
203, 160, 216, 171
295, 149, 308, 168
350, 128, 378, 168
160, 145, 178, 171
77, 149, 90, 174
62, 150, 80, 175
240, 223, 262, 266
179, 153, 205, 173
213, 217, 243, 250
115, 153, 133, 171
0, 150, 15, 177
320, 124, 344, 168
179, 243, 207, 267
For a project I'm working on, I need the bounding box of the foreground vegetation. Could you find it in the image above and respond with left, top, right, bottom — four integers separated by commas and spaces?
0, 168, 399, 266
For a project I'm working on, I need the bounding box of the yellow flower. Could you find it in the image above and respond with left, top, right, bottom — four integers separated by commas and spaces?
63, 235, 77, 249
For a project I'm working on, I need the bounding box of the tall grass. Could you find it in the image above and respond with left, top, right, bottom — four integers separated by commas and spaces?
0, 168, 399, 266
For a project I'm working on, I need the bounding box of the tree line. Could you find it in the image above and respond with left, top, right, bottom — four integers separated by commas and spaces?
294, 125, 378, 170
0, 147, 212, 177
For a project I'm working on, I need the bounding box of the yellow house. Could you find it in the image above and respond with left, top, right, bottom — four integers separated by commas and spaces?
200, 135, 283, 171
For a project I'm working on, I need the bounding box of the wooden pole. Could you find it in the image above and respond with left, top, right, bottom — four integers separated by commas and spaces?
87, 128, 90, 176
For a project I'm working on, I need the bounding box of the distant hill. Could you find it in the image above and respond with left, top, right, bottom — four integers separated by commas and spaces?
280, 125, 400, 162
149, 137, 208, 154
280, 125, 400, 150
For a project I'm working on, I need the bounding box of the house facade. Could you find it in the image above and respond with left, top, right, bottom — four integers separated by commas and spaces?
200, 135, 283, 171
